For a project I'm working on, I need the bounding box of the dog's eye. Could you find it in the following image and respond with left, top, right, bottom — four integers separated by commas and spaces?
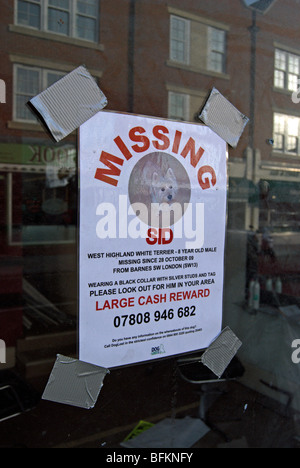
161, 188, 165, 192
169, 186, 173, 189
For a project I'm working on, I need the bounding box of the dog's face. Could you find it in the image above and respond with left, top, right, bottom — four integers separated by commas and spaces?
151, 168, 178, 204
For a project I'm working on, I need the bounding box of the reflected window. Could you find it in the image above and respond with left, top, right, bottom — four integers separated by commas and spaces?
168, 91, 190, 121
273, 113, 300, 155
16, 0, 99, 42
169, 12, 227, 76
48, 0, 70, 35
17, 0, 41, 29
274, 48, 300, 92
170, 15, 190, 64
14, 65, 65, 122
15, 66, 40, 121
207, 27, 226, 74
76, 0, 98, 42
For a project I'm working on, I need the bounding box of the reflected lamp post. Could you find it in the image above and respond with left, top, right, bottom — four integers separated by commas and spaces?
242, 0, 278, 149
242, 0, 277, 229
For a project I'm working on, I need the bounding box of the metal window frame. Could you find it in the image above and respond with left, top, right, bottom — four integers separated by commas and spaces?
15, 0, 99, 42
207, 26, 227, 74
275, 48, 300, 92
170, 14, 190, 65
168, 90, 190, 122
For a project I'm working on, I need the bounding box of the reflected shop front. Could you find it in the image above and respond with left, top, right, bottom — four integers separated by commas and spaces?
1, 0, 300, 451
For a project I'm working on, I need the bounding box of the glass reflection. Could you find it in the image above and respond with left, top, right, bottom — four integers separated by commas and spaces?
1, 0, 300, 448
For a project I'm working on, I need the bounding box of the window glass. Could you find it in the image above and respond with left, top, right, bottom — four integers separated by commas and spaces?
17, 0, 41, 29
274, 50, 286, 88
15, 66, 40, 120
273, 113, 300, 155
275, 49, 300, 92
3, 0, 300, 451
48, 8, 69, 35
208, 27, 226, 73
46, 71, 65, 87
168, 91, 189, 121
170, 16, 189, 64
76, 15, 96, 42
16, 0, 98, 42
77, 0, 98, 17
14, 66, 65, 122
49, 0, 69, 8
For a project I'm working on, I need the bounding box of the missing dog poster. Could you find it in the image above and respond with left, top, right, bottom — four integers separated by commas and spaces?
79, 111, 228, 368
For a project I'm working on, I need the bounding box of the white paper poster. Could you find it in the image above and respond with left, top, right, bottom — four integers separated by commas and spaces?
79, 111, 227, 368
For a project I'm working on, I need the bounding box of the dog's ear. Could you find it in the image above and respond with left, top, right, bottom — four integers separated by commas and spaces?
166, 168, 175, 181
152, 172, 159, 184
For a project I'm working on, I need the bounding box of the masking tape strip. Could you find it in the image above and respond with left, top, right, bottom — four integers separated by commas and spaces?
42, 354, 109, 409
198, 88, 249, 148
30, 65, 107, 142
200, 326, 242, 378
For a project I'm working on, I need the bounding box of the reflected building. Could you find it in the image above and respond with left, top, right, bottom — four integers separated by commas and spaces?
0, 0, 300, 423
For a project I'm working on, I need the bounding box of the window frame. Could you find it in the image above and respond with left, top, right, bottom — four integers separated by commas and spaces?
274, 48, 300, 93
169, 14, 190, 65
273, 112, 300, 156
13, 64, 66, 123
16, 0, 41, 30
207, 26, 227, 74
47, 0, 71, 37
168, 91, 190, 122
168, 11, 228, 78
15, 0, 99, 43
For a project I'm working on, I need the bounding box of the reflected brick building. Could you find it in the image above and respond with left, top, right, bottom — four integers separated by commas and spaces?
0, 0, 300, 366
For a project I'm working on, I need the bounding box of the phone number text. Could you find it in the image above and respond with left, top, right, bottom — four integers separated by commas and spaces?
113, 306, 196, 328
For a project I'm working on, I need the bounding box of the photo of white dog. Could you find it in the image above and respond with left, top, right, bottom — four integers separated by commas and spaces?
128, 152, 191, 228
145, 166, 178, 205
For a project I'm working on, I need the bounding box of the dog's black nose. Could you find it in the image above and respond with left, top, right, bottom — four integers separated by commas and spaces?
168, 195, 172, 200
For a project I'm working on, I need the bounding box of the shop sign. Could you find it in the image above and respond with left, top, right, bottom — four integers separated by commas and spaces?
0, 143, 76, 167
79, 111, 228, 368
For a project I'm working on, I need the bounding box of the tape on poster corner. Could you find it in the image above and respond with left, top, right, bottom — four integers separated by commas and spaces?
29, 65, 108, 142
42, 354, 109, 409
200, 326, 242, 378
198, 88, 249, 148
